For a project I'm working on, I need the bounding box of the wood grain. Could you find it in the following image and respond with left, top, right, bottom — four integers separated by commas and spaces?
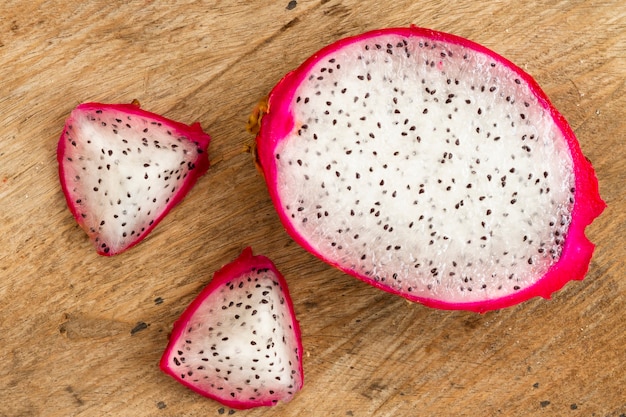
0, 1, 624, 416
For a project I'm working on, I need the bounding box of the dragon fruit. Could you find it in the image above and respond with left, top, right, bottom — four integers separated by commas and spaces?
160, 247, 303, 409
57, 101, 211, 256
253, 26, 605, 312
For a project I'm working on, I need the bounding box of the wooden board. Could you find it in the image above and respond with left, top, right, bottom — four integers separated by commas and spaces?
1, 1, 624, 416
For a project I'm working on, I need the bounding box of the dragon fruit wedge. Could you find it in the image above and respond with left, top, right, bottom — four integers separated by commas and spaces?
160, 247, 303, 409
253, 26, 605, 312
57, 101, 211, 256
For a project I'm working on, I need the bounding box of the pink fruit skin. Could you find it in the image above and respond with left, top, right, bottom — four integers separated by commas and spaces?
57, 102, 211, 256
255, 26, 606, 313
159, 247, 304, 409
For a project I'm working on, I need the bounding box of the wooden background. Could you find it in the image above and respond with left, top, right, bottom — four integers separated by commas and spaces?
1, 1, 624, 416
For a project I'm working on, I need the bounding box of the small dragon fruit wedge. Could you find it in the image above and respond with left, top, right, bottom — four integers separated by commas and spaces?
253, 26, 606, 312
160, 247, 303, 409
57, 101, 211, 256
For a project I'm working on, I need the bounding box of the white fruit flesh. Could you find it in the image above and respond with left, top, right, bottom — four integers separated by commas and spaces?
273, 34, 575, 303
61, 107, 205, 254
166, 269, 301, 404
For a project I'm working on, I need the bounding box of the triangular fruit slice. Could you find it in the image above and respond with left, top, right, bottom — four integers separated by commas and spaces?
160, 247, 304, 409
57, 101, 211, 255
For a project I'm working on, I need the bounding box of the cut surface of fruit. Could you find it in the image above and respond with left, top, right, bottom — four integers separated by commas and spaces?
160, 247, 303, 409
255, 27, 605, 312
57, 102, 211, 256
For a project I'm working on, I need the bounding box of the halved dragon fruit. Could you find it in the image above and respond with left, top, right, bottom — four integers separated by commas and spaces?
58, 101, 211, 256
160, 247, 303, 409
253, 26, 605, 312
